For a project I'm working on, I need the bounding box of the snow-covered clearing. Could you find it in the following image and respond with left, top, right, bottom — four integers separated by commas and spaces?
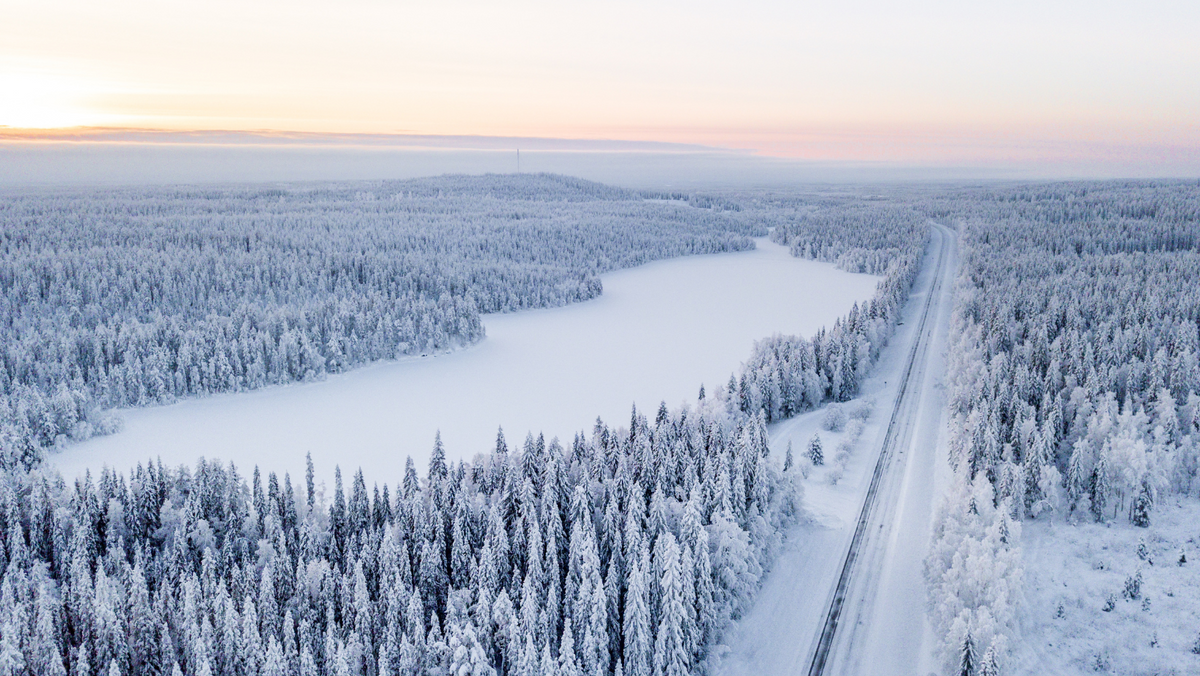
1012, 500, 1200, 675
49, 237, 877, 485
716, 224, 956, 676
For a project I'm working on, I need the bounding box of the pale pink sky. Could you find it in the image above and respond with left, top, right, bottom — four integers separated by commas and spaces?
2, 0, 1198, 168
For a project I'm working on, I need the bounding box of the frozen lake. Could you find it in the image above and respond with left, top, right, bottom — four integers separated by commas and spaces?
51, 238, 878, 485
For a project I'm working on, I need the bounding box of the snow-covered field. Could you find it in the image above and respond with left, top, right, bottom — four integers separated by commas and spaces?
1012, 500, 1200, 675
49, 237, 877, 485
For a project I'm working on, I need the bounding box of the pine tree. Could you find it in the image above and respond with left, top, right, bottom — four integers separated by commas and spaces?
808, 434, 823, 466
652, 533, 688, 676
430, 431, 449, 485
958, 632, 976, 676
978, 645, 999, 676
306, 452, 316, 510
622, 549, 652, 676
1131, 479, 1153, 527
558, 623, 580, 676
783, 440, 794, 473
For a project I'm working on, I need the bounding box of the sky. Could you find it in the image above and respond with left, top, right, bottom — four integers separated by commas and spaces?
2, 0, 1199, 180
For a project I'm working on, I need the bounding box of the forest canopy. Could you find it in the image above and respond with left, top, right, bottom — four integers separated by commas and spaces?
0, 174, 764, 459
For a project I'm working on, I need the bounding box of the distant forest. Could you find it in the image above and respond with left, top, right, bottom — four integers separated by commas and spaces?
0, 174, 764, 457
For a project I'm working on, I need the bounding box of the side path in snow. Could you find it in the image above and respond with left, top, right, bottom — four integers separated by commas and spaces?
716, 223, 958, 676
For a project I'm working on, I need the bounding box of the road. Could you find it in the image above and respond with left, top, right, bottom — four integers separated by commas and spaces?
807, 223, 954, 675
717, 223, 957, 676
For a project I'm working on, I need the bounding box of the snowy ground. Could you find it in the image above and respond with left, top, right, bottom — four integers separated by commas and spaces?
49, 237, 877, 486
1011, 500, 1200, 676
716, 224, 957, 676
713, 398, 880, 676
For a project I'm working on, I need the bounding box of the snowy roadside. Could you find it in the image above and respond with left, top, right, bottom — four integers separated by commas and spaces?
711, 397, 887, 676
714, 224, 955, 675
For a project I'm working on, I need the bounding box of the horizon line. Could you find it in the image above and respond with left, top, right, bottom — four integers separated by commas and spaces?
0, 126, 753, 155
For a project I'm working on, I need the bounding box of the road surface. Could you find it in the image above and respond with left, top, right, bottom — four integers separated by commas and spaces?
718, 223, 957, 676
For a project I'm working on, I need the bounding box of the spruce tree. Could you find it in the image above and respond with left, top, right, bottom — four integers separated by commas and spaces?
979, 646, 999, 676
404, 456, 420, 500
958, 632, 976, 676
1131, 480, 1153, 527
653, 533, 688, 676
430, 432, 449, 484
306, 452, 316, 510
331, 466, 347, 566
808, 434, 824, 466
558, 623, 580, 676
622, 550, 652, 676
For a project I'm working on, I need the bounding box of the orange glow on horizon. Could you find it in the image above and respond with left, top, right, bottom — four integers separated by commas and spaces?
0, 69, 128, 129
4, 122, 1195, 170
3, 0, 1198, 169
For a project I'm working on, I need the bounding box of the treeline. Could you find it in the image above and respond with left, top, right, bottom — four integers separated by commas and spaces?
637, 191, 742, 212
926, 180, 1200, 675
0, 396, 801, 676
770, 198, 928, 275
733, 200, 927, 421
0, 174, 763, 459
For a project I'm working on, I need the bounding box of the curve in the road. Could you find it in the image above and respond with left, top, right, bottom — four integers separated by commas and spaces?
807, 224, 951, 676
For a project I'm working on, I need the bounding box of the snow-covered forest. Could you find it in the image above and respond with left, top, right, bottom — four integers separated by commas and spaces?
0, 174, 764, 461
925, 181, 1200, 674
0, 179, 929, 676
734, 199, 926, 421
0, 400, 806, 676
8, 176, 1198, 675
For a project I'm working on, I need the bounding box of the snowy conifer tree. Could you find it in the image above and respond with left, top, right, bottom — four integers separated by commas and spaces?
808, 434, 824, 466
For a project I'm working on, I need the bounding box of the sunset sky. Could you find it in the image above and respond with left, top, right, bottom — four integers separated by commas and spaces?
3, 0, 1198, 173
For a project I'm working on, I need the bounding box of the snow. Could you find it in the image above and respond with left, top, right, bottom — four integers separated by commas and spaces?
715, 224, 956, 676
1011, 500, 1200, 675
712, 400, 871, 675
48, 237, 878, 486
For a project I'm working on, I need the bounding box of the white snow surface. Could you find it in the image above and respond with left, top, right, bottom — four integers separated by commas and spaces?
1012, 500, 1200, 675
49, 237, 877, 485
716, 225, 956, 676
